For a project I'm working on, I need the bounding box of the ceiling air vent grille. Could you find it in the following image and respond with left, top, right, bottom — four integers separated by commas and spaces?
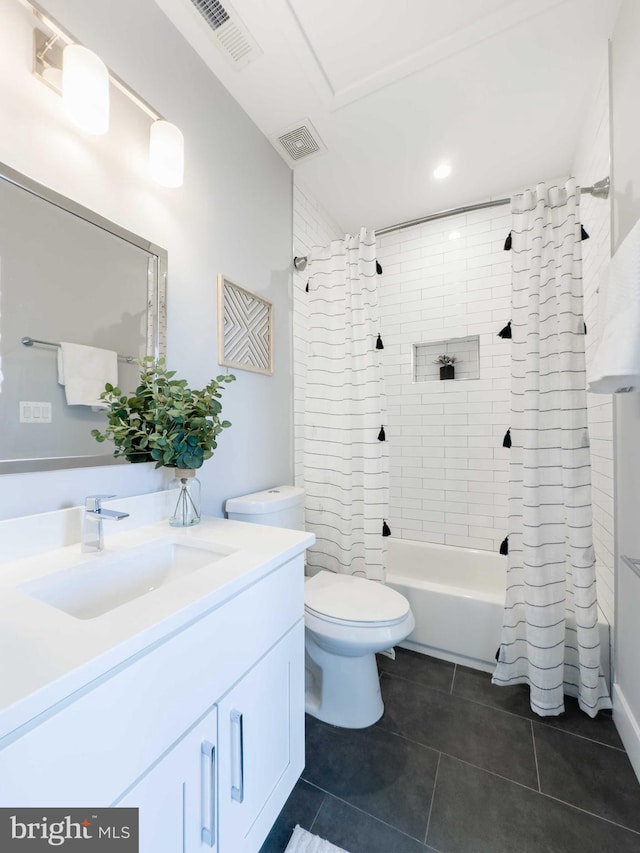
191, 0, 229, 30
273, 120, 327, 167
188, 0, 261, 68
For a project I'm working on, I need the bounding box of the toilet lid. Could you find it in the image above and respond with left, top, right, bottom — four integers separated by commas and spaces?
304, 571, 410, 625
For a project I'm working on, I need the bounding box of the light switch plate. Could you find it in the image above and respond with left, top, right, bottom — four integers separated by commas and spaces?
20, 401, 52, 423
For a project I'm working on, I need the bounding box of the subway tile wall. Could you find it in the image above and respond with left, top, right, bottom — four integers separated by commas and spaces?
573, 64, 614, 629
377, 207, 513, 552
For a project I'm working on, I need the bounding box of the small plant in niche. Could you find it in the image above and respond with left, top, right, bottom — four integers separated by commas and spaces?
435, 354, 457, 381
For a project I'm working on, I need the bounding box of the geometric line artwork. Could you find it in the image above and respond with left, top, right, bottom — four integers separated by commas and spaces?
217, 273, 273, 375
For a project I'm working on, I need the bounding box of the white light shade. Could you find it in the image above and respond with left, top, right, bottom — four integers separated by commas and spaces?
449, 231, 461, 240
62, 45, 109, 135
149, 121, 184, 188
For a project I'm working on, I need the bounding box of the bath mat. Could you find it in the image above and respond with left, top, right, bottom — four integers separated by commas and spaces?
284, 824, 349, 853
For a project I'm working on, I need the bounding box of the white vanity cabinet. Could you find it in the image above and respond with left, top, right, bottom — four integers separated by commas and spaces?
0, 551, 306, 853
216, 622, 304, 852
116, 623, 304, 852
119, 706, 219, 851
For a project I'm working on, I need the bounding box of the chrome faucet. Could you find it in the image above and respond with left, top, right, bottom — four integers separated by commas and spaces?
82, 494, 130, 553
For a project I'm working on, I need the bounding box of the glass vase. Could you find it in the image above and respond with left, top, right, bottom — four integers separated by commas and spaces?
169, 468, 201, 527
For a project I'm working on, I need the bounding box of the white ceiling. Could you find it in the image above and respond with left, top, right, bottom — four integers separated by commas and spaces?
154, 0, 621, 232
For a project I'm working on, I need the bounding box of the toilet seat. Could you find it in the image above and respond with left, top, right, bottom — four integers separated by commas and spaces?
304, 570, 410, 627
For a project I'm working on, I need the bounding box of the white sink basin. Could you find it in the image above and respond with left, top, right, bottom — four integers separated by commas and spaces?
19, 538, 236, 620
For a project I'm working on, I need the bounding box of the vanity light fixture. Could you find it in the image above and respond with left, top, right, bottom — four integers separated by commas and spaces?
62, 44, 109, 135
149, 120, 185, 189
28, 2, 184, 187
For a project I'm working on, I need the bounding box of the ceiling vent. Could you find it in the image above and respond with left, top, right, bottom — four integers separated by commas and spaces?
272, 120, 327, 167
188, 0, 261, 68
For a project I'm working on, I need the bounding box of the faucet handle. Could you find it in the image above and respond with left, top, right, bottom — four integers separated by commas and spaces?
85, 494, 116, 512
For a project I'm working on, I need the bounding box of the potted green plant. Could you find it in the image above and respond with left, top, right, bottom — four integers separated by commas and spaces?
92, 357, 235, 526
436, 354, 456, 380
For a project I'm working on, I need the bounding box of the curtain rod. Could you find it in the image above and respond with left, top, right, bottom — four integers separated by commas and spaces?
292, 177, 610, 268
375, 177, 610, 237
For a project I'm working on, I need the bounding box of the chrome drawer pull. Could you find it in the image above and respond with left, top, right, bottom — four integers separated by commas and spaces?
201, 740, 216, 847
230, 710, 244, 803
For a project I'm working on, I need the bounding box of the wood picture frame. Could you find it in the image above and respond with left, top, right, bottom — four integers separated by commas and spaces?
217, 273, 273, 375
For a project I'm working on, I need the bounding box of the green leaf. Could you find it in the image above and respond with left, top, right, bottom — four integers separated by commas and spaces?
91, 359, 234, 468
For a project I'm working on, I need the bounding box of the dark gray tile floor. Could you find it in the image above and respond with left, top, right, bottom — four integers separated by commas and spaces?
260, 649, 640, 853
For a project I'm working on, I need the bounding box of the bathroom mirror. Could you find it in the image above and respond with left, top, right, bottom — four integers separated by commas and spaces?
0, 162, 167, 474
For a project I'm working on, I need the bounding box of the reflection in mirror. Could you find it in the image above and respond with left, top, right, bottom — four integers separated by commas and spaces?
0, 163, 166, 474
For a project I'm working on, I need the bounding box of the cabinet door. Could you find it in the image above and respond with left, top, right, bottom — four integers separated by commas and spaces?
217, 621, 305, 853
117, 706, 218, 853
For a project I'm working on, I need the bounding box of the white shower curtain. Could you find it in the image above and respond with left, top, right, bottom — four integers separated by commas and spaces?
493, 180, 612, 717
303, 228, 388, 581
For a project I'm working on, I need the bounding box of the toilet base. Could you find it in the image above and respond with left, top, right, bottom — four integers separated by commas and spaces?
304, 632, 384, 728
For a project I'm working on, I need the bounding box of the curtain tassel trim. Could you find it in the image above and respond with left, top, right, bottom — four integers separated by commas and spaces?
305, 280, 309, 293
505, 225, 588, 249
497, 321, 512, 339
378, 425, 386, 441
376, 333, 384, 350
499, 536, 509, 556
376, 260, 383, 275
502, 428, 511, 448
382, 520, 391, 537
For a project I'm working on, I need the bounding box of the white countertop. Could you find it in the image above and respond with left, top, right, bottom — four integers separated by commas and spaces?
0, 516, 314, 743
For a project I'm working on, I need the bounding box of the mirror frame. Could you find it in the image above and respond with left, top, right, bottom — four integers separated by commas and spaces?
0, 161, 167, 474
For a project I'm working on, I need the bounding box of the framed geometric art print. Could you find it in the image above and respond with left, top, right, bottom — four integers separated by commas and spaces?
217, 273, 273, 375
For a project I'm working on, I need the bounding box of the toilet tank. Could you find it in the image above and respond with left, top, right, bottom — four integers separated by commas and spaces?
225, 485, 305, 530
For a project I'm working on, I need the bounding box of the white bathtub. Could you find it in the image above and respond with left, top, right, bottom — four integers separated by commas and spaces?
385, 537, 611, 682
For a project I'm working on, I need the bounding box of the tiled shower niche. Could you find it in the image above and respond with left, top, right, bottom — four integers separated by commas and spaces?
413, 335, 480, 382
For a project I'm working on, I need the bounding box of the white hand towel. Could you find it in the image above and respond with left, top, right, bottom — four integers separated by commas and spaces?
284, 825, 348, 853
587, 217, 640, 393
58, 342, 118, 408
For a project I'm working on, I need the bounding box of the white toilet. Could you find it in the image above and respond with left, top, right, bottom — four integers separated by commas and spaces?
225, 485, 415, 728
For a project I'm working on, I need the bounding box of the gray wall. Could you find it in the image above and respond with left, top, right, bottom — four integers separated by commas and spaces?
0, 0, 293, 517
610, 0, 640, 771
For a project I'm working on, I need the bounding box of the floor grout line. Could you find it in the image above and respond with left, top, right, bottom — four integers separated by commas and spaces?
381, 668, 625, 752
378, 668, 455, 698
302, 750, 640, 847
531, 720, 541, 792
530, 717, 626, 752
300, 779, 430, 845
308, 744, 640, 845
424, 749, 640, 838
539, 791, 640, 837
423, 752, 442, 845
381, 727, 539, 793
449, 664, 457, 694
307, 789, 327, 835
